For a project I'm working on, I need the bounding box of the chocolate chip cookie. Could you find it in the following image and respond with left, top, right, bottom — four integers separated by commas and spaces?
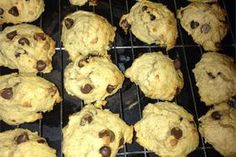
0, 0, 44, 24
0, 128, 56, 157
61, 11, 116, 61
199, 103, 236, 157
125, 52, 184, 101
119, 0, 178, 50
64, 55, 124, 107
193, 52, 236, 106
69, 0, 98, 6
134, 102, 199, 157
0, 73, 61, 125
63, 105, 133, 157
177, 2, 228, 51
0, 24, 56, 73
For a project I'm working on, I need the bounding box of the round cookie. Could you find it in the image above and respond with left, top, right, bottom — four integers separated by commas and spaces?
0, 24, 56, 73
69, 0, 98, 6
125, 52, 184, 101
0, 73, 61, 125
0, 0, 44, 24
119, 0, 178, 50
63, 105, 133, 157
134, 101, 199, 157
193, 52, 236, 106
64, 55, 124, 108
0, 128, 56, 157
199, 103, 236, 156
61, 11, 116, 61
177, 2, 228, 51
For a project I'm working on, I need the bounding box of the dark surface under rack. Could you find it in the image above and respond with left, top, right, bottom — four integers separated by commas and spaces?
0, 0, 236, 157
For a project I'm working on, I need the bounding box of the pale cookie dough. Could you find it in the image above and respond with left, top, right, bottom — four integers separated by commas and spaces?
63, 105, 133, 157
199, 103, 236, 157
0, 73, 61, 125
61, 11, 116, 61
0, 24, 56, 73
177, 2, 228, 51
0, 128, 56, 157
119, 0, 178, 50
134, 102, 199, 157
69, 0, 98, 6
64, 55, 124, 107
193, 52, 236, 106
125, 52, 184, 101
0, 0, 44, 24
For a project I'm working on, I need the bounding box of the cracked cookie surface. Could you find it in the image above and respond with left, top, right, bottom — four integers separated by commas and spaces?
0, 128, 56, 157
0, 0, 44, 24
119, 0, 178, 50
193, 52, 236, 106
125, 52, 184, 101
0, 24, 56, 73
0, 73, 61, 125
61, 11, 116, 61
177, 2, 228, 51
63, 105, 133, 157
134, 102, 199, 157
199, 103, 236, 156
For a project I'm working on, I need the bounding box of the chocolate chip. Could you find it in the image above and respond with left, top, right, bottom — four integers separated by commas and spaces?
98, 129, 115, 142
18, 37, 30, 46
106, 85, 116, 94
211, 111, 221, 120
81, 84, 93, 94
120, 19, 130, 30
0, 8, 4, 15
150, 14, 156, 21
142, 6, 148, 11
201, 24, 211, 33
15, 50, 27, 58
36, 60, 46, 71
119, 137, 124, 147
99, 146, 111, 157
207, 72, 215, 79
1, 88, 13, 99
171, 127, 183, 139
64, 18, 74, 29
37, 139, 46, 143
16, 132, 29, 144
80, 113, 93, 126
179, 117, 183, 121
174, 59, 181, 70
34, 33, 46, 41
8, 6, 19, 16
6, 30, 17, 40
190, 20, 199, 29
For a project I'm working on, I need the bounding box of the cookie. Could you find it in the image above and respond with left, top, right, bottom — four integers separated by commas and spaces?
199, 103, 236, 156
63, 105, 133, 157
64, 55, 124, 108
125, 52, 184, 101
193, 52, 236, 106
69, 0, 98, 6
0, 0, 44, 24
177, 2, 228, 51
134, 102, 199, 157
0, 73, 61, 125
119, 0, 178, 50
0, 24, 56, 73
0, 128, 56, 157
61, 11, 116, 61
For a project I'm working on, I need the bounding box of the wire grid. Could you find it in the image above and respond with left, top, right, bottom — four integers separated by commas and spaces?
0, 0, 236, 157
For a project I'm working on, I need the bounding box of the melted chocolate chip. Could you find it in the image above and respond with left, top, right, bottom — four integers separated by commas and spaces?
211, 111, 221, 120
0, 8, 4, 15
207, 72, 216, 79
37, 139, 46, 143
190, 20, 199, 29
106, 85, 115, 93
6, 30, 17, 40
150, 14, 156, 21
80, 113, 93, 126
15, 50, 27, 58
36, 60, 46, 71
1, 88, 13, 99
16, 132, 29, 144
99, 146, 111, 157
64, 18, 74, 29
171, 127, 183, 139
8, 6, 19, 16
179, 117, 183, 121
120, 19, 130, 30
174, 59, 181, 70
98, 129, 115, 142
201, 24, 211, 33
81, 84, 93, 94
34, 33, 46, 41
119, 137, 124, 147
142, 6, 148, 11
18, 37, 30, 46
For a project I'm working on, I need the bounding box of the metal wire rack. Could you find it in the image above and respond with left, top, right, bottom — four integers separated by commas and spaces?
0, 0, 235, 157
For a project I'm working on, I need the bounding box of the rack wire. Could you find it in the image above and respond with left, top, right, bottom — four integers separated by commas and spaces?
0, 0, 235, 157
